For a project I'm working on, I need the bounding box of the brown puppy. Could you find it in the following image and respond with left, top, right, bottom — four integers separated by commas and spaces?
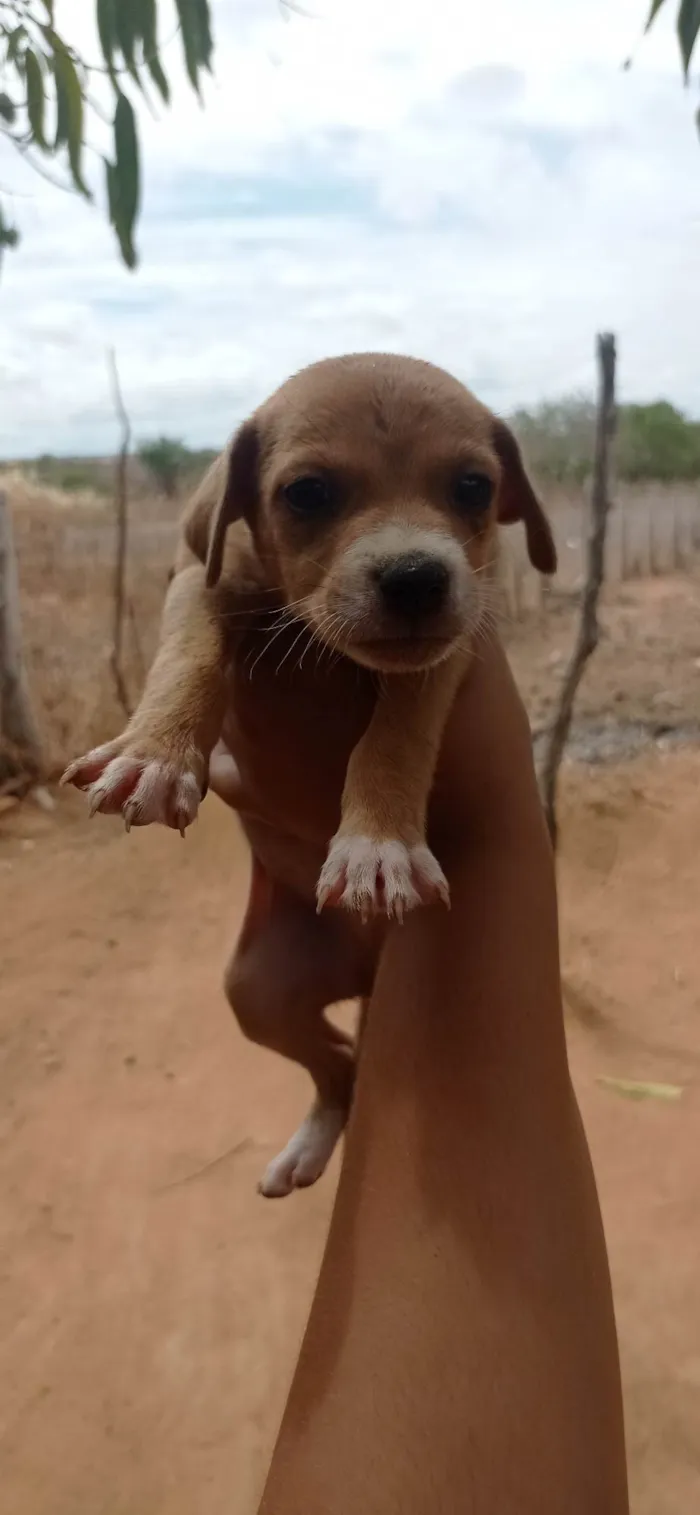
64, 354, 555, 1195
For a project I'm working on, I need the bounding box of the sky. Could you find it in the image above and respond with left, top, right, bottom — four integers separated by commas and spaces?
0, 0, 698, 457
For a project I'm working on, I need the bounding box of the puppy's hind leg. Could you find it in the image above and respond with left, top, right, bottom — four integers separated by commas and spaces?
226, 865, 369, 1198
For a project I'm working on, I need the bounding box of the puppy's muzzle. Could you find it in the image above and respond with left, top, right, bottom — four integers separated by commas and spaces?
374, 552, 450, 623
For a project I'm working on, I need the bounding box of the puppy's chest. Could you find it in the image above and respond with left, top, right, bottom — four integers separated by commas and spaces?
222, 632, 376, 846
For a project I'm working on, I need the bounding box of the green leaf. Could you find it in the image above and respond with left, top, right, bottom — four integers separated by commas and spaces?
193, 0, 214, 72
0, 93, 16, 126
597, 1076, 683, 1102
114, 92, 139, 226
115, 0, 143, 88
0, 204, 20, 251
142, 0, 170, 103
145, 50, 170, 104
175, 0, 213, 93
25, 49, 47, 149
51, 41, 91, 197
97, 0, 117, 74
678, 0, 700, 75
105, 156, 134, 268
7, 25, 28, 67
52, 59, 69, 146
644, 0, 669, 31
106, 92, 140, 269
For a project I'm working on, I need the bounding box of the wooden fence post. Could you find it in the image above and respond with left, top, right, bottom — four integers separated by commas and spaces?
0, 490, 44, 795
107, 348, 133, 717
539, 333, 616, 850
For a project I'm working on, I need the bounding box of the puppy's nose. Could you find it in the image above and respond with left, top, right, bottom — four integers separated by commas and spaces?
376, 553, 450, 620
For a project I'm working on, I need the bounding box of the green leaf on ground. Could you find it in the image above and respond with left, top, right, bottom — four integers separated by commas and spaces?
597, 1076, 683, 1102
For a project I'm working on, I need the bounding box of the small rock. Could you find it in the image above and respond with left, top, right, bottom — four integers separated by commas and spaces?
29, 786, 56, 814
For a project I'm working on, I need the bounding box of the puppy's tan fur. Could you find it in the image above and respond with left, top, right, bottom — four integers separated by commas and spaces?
64, 354, 555, 1195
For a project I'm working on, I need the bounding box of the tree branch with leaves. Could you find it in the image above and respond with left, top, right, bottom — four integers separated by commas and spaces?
643, 0, 700, 129
0, 0, 214, 271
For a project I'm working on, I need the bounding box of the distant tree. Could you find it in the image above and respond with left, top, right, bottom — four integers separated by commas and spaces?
0, 1, 214, 272
512, 394, 700, 485
617, 401, 700, 481
138, 436, 191, 498
511, 396, 597, 485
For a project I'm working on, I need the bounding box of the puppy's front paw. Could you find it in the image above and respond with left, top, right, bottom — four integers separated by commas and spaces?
316, 835, 449, 921
61, 738, 203, 834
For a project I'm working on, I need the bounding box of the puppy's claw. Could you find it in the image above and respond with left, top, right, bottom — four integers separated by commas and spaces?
61, 746, 113, 791
88, 787, 106, 819
317, 835, 449, 921
65, 741, 203, 834
122, 796, 137, 832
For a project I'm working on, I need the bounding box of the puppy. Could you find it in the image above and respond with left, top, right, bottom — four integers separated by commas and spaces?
63, 354, 555, 1195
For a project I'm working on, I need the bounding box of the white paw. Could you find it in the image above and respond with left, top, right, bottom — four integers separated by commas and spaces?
61, 742, 202, 834
258, 1104, 347, 1199
316, 835, 450, 921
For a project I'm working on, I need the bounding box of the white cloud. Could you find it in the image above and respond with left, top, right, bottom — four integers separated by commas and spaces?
0, 0, 698, 455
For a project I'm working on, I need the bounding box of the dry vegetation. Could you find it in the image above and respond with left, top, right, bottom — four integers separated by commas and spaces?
5, 465, 700, 777
5, 468, 178, 772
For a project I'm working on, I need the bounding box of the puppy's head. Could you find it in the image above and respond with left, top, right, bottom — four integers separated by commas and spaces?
207, 354, 556, 673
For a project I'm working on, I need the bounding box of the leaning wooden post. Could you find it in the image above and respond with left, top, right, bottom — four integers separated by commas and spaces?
0, 490, 44, 794
539, 334, 616, 850
107, 347, 133, 717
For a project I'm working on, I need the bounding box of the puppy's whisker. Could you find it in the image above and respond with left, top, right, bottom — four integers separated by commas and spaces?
308, 613, 338, 650
275, 618, 315, 677
320, 614, 352, 671
297, 611, 337, 672
246, 616, 302, 678
307, 612, 346, 671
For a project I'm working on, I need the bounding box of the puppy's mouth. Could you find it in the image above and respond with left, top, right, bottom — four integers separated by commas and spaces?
345, 633, 458, 673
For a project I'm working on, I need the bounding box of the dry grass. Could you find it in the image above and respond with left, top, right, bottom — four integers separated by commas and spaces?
4, 469, 179, 775
5, 467, 700, 777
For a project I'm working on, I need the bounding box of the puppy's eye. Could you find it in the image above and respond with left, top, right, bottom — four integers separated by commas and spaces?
452, 472, 493, 513
283, 475, 335, 517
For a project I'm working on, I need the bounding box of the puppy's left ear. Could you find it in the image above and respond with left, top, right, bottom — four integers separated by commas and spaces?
492, 419, 557, 575
205, 418, 260, 587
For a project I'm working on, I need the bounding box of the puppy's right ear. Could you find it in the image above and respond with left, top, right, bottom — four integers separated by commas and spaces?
205, 419, 260, 588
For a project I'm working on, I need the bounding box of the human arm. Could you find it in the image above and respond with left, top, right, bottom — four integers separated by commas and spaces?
255, 637, 629, 1515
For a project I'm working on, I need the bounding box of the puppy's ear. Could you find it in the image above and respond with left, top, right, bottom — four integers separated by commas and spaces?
492, 419, 557, 576
205, 419, 260, 587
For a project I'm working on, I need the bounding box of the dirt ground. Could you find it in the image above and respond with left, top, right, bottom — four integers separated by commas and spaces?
1, 573, 700, 1514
